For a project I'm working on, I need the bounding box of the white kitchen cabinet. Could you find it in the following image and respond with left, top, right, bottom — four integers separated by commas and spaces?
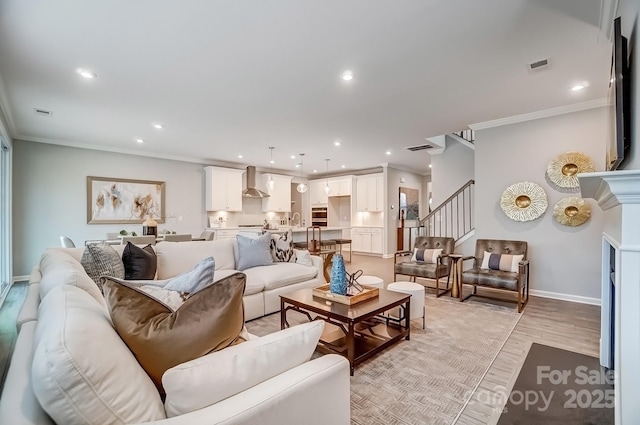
262, 174, 293, 212
355, 174, 383, 212
351, 227, 383, 254
370, 228, 383, 254
328, 177, 352, 197
205, 166, 244, 211
309, 180, 328, 205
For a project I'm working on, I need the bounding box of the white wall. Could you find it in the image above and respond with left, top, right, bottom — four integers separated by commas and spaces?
12, 140, 209, 275
430, 136, 475, 207
475, 107, 607, 300
619, 0, 640, 170
385, 167, 426, 255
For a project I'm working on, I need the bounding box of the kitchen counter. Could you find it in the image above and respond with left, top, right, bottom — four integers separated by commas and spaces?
207, 226, 348, 232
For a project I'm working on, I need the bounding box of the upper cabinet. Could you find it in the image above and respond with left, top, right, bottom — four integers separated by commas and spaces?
309, 180, 328, 206
328, 177, 352, 197
262, 174, 293, 212
356, 174, 383, 212
205, 166, 244, 211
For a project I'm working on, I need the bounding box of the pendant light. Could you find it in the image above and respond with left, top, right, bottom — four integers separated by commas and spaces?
267, 147, 276, 191
324, 159, 330, 195
296, 153, 308, 193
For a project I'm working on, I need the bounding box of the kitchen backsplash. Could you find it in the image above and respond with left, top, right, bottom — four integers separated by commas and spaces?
208, 197, 291, 227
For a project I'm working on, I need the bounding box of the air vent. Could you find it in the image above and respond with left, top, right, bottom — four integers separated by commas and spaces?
527, 58, 550, 73
33, 108, 53, 117
406, 144, 434, 152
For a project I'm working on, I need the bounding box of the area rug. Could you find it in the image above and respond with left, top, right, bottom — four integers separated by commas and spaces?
496, 343, 613, 425
246, 295, 521, 425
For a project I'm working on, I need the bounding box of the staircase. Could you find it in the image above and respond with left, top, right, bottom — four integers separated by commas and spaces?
419, 179, 475, 242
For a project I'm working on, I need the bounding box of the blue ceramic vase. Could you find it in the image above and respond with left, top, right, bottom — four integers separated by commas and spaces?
329, 254, 347, 295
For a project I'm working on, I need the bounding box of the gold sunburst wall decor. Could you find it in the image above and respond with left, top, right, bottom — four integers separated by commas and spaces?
553, 197, 591, 227
546, 151, 595, 190
500, 181, 548, 222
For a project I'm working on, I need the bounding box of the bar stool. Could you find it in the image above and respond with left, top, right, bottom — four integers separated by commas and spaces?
333, 239, 352, 262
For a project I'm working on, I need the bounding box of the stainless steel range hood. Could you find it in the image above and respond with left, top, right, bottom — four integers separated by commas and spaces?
242, 166, 270, 198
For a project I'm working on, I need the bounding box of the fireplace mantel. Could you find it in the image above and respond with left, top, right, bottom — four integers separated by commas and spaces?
579, 169, 640, 209
579, 169, 640, 425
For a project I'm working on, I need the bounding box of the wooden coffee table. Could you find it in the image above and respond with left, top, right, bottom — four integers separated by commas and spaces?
280, 288, 411, 375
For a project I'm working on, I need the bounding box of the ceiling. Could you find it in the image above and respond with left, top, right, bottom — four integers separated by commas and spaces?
0, 0, 612, 176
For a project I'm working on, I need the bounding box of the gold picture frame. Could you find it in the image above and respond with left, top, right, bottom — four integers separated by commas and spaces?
500, 181, 548, 222
553, 197, 591, 227
87, 176, 165, 224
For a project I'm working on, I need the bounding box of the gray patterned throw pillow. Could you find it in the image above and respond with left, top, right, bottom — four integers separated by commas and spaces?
270, 229, 296, 263
81, 242, 125, 292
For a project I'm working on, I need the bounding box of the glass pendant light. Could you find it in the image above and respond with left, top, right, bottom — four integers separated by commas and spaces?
323, 159, 330, 195
296, 153, 308, 193
267, 147, 276, 191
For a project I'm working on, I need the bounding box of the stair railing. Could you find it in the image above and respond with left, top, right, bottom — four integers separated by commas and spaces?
419, 179, 474, 242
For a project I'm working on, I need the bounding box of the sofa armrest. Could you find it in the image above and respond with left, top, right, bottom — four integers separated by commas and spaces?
310, 255, 323, 280
29, 266, 42, 285
146, 355, 350, 425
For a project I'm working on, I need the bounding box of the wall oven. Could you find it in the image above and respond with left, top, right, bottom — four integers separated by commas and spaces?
311, 207, 327, 227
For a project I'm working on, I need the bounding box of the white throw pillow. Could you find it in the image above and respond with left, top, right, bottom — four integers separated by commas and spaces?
163, 320, 324, 417
294, 249, 314, 267
410, 248, 442, 263
480, 251, 524, 273
32, 285, 165, 424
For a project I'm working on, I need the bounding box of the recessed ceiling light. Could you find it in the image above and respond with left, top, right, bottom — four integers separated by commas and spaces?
295, 164, 300, 168
77, 69, 97, 79
238, 154, 243, 159
341, 165, 346, 168
313, 170, 318, 173
572, 85, 585, 91
136, 138, 144, 143
334, 140, 341, 146
270, 160, 275, 164
429, 164, 432, 168
385, 151, 392, 155
152, 123, 164, 129
341, 71, 353, 81
290, 155, 296, 159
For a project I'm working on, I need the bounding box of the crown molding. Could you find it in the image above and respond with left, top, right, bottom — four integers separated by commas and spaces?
598, 0, 619, 42
0, 75, 15, 146
16, 135, 238, 167
469, 98, 608, 131
578, 170, 640, 210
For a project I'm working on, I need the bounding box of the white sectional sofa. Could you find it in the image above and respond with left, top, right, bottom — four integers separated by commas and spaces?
0, 239, 350, 425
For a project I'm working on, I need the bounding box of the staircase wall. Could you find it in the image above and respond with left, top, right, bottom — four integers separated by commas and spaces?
430, 135, 474, 207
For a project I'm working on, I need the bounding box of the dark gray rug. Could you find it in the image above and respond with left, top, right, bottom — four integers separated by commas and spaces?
497, 343, 613, 425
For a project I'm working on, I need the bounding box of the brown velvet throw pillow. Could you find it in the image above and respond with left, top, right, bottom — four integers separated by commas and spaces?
102, 272, 246, 394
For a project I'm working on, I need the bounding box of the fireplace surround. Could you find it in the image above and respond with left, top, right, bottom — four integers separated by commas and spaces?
579, 169, 640, 424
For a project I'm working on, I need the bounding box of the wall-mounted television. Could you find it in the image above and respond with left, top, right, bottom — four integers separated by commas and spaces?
606, 17, 631, 171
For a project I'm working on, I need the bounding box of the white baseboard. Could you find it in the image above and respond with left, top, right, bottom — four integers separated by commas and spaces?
382, 254, 394, 259
12, 275, 29, 283
530, 289, 601, 306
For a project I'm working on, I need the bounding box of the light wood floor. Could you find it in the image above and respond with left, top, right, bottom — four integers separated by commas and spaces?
0, 253, 600, 425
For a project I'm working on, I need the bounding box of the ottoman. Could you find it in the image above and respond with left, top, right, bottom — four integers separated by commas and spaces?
387, 281, 426, 329
357, 275, 384, 289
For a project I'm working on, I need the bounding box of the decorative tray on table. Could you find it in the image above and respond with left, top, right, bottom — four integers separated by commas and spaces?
312, 284, 379, 305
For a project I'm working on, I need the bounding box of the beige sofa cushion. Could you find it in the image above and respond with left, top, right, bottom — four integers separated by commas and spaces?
163, 320, 324, 417
39, 256, 106, 307
243, 263, 318, 290
155, 239, 236, 279
32, 285, 165, 425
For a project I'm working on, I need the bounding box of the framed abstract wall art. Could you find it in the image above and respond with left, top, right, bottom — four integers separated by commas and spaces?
87, 176, 165, 224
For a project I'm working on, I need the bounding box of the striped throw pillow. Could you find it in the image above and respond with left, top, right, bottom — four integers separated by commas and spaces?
411, 248, 442, 264
480, 251, 524, 273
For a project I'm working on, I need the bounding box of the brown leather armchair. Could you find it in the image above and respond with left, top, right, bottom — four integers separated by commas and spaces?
460, 239, 529, 312
394, 236, 455, 297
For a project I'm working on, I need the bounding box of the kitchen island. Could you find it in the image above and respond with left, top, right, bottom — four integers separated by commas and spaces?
206, 226, 348, 244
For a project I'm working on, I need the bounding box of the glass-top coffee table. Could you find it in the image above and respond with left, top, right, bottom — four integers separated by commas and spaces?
280, 288, 411, 375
